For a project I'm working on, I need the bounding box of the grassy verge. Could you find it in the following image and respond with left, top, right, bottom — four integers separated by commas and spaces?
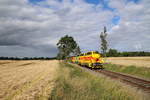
50, 61, 148, 100
104, 64, 150, 79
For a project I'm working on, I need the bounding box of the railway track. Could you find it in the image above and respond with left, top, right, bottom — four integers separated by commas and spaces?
95, 69, 150, 92
70, 62, 150, 92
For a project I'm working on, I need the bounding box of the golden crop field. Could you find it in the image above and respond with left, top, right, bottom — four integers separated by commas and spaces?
0, 60, 58, 100
105, 57, 150, 67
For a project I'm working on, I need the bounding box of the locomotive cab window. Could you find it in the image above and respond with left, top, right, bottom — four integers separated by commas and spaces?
93, 51, 99, 54
87, 52, 92, 55
80, 54, 84, 56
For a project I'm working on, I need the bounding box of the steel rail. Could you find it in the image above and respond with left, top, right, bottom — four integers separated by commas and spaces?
95, 69, 150, 92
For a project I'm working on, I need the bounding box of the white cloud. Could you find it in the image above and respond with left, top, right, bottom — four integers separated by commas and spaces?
108, 0, 150, 51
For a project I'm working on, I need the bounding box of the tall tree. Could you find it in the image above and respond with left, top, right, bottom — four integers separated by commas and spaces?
100, 26, 108, 57
73, 46, 81, 56
57, 35, 78, 59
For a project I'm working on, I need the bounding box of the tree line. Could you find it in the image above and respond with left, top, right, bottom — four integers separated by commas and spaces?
106, 49, 150, 57
0, 57, 56, 60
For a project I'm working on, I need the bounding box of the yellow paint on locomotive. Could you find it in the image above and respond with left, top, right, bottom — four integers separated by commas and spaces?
79, 51, 104, 69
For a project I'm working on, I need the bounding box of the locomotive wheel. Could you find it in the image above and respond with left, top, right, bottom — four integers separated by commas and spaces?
78, 63, 81, 66
88, 63, 93, 69
91, 64, 94, 69
88, 63, 90, 67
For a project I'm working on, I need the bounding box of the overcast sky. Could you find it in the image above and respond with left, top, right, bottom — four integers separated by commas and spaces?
0, 0, 150, 57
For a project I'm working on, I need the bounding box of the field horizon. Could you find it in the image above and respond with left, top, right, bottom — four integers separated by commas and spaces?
105, 57, 150, 68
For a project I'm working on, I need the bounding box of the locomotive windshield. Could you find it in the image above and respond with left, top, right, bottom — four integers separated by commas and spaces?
93, 51, 99, 54
80, 54, 84, 56
87, 52, 92, 55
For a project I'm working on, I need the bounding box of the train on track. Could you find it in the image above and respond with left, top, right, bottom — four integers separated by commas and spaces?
67, 51, 104, 69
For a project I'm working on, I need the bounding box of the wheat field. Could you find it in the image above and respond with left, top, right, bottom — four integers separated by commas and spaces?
0, 60, 59, 100
105, 57, 150, 67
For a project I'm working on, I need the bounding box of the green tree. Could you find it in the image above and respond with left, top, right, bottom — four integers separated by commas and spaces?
100, 26, 108, 57
73, 46, 81, 56
107, 49, 118, 57
57, 35, 78, 59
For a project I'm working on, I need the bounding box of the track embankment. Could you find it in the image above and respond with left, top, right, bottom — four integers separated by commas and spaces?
96, 70, 150, 92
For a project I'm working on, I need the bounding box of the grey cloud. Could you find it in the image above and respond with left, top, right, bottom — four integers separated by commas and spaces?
108, 0, 150, 51
0, 0, 113, 57
0, 0, 149, 57
0, 45, 57, 57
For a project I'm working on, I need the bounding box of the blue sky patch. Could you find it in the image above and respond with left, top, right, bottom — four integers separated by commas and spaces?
127, 0, 140, 3
85, 0, 100, 5
28, 0, 46, 4
112, 16, 120, 25
85, 0, 114, 11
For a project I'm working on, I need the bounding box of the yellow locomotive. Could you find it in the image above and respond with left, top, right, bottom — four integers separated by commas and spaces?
67, 51, 104, 69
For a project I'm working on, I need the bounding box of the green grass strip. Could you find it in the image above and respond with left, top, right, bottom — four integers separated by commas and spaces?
104, 64, 150, 79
